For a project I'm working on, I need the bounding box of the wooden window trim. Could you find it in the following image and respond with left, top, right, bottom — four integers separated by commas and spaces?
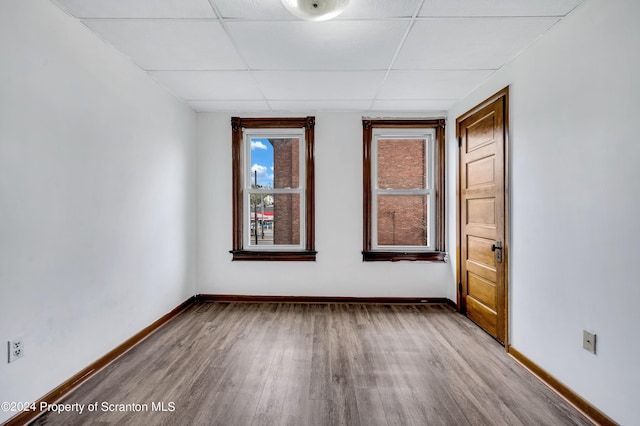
231, 117, 316, 261
362, 119, 446, 262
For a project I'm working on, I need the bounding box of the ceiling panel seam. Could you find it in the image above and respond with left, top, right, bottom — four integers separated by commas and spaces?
367, 0, 426, 112
206, 0, 273, 110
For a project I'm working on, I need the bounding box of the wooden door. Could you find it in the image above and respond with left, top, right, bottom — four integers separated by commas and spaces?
457, 88, 508, 344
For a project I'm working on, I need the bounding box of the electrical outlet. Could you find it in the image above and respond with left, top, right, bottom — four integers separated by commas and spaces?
8, 340, 24, 363
583, 330, 596, 354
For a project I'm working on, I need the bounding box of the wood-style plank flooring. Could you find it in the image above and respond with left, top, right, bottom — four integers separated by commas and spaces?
33, 303, 593, 425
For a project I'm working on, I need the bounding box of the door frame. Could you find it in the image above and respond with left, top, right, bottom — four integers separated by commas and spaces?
456, 86, 510, 349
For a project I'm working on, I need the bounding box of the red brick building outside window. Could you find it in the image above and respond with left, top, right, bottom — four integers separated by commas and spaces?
272, 138, 300, 246
377, 138, 429, 247
363, 119, 446, 262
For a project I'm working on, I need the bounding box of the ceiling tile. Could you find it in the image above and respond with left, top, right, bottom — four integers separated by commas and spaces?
214, 0, 421, 20
379, 70, 494, 99
268, 100, 372, 111
53, 0, 216, 18
150, 71, 263, 100
187, 100, 271, 112
212, 0, 294, 20
394, 17, 559, 70
227, 21, 408, 70
47, 0, 584, 113
419, 0, 585, 17
370, 100, 454, 111
338, 0, 421, 19
254, 71, 385, 100
83, 20, 245, 70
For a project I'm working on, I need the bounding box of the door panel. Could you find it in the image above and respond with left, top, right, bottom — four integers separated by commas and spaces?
467, 236, 496, 268
466, 112, 496, 151
466, 156, 495, 187
466, 259, 497, 282
467, 273, 496, 308
467, 198, 496, 226
467, 297, 497, 337
458, 89, 507, 344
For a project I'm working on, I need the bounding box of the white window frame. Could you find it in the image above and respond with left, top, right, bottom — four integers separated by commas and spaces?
242, 127, 306, 251
371, 128, 436, 251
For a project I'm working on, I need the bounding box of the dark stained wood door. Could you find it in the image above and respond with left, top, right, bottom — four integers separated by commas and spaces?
457, 88, 508, 344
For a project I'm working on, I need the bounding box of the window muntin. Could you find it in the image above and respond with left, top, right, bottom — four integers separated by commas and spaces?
231, 117, 316, 261
362, 119, 445, 262
372, 131, 436, 251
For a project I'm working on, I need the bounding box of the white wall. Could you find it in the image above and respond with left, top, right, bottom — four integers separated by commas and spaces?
447, 0, 640, 423
197, 112, 455, 298
0, 1, 197, 422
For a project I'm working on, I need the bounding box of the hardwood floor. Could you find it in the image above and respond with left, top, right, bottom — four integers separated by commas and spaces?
32, 303, 593, 425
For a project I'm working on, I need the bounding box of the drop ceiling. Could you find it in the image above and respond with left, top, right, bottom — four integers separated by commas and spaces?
50, 0, 585, 113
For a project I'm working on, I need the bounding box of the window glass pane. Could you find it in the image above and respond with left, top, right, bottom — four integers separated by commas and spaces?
250, 137, 300, 190
249, 137, 274, 189
377, 194, 428, 246
377, 139, 427, 190
248, 193, 300, 246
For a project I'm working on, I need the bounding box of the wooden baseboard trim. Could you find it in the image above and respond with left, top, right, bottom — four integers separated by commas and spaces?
197, 294, 456, 308
3, 296, 197, 426
508, 346, 617, 426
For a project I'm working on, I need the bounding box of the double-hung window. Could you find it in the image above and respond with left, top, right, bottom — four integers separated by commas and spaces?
363, 119, 446, 261
231, 117, 316, 261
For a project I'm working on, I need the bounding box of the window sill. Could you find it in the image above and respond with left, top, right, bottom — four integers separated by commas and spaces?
362, 251, 447, 262
230, 250, 317, 261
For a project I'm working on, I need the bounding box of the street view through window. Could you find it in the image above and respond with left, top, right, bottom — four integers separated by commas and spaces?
247, 137, 302, 247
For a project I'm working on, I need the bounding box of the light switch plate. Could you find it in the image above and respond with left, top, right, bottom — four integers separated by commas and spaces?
583, 330, 596, 354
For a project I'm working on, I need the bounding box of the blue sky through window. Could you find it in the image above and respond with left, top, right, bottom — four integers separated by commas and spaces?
250, 138, 274, 188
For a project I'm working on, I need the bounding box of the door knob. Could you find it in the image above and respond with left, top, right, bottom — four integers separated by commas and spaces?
491, 241, 503, 263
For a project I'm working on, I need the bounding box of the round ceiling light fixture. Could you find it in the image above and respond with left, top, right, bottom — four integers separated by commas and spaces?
281, 0, 350, 21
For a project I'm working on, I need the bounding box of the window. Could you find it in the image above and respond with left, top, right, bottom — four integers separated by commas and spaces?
362, 119, 446, 261
231, 117, 316, 261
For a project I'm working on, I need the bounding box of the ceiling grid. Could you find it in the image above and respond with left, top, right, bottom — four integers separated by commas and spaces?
50, 0, 586, 113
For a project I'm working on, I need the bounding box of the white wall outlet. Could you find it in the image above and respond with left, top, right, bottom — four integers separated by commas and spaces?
8, 339, 24, 363
582, 330, 596, 354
